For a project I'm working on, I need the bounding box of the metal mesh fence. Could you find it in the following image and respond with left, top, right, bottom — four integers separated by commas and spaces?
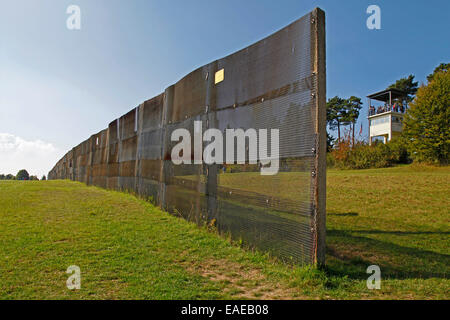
49, 8, 326, 264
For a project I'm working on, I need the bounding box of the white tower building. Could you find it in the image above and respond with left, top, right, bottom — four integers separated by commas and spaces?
367, 88, 408, 145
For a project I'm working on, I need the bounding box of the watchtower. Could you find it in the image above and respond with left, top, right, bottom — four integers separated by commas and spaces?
367, 88, 408, 145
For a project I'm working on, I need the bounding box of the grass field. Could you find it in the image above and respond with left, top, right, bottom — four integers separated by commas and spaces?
0, 165, 449, 299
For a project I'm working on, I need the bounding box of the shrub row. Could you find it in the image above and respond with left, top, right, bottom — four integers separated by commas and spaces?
327, 138, 410, 170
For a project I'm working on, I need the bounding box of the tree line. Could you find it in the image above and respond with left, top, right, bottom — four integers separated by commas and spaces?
326, 62, 449, 166
327, 73, 420, 146
326, 96, 363, 146
0, 169, 46, 181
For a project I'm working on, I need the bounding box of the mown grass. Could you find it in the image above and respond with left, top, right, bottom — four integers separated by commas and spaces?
0, 165, 449, 299
325, 165, 449, 297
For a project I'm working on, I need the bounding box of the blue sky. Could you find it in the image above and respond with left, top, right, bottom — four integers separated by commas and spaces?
0, 0, 449, 177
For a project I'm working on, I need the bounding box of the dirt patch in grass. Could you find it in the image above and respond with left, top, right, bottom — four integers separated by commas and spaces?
186, 259, 301, 300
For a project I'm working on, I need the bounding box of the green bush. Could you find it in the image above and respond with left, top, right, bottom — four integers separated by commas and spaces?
385, 136, 410, 164
328, 138, 410, 170
326, 152, 336, 168
346, 143, 389, 169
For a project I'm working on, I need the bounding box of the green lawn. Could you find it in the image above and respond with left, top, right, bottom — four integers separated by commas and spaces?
0, 165, 449, 299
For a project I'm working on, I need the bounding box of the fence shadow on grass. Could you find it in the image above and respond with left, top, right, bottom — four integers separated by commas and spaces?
325, 228, 450, 280
328, 212, 359, 217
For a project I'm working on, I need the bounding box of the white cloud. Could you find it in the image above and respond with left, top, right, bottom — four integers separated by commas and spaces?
0, 133, 64, 178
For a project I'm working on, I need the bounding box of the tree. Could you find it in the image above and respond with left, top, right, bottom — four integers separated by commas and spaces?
327, 96, 348, 142
427, 63, 449, 82
403, 70, 449, 164
16, 169, 30, 181
0, 174, 5, 180
41, 175, 47, 181
343, 96, 363, 146
5, 174, 15, 180
326, 132, 335, 152
29, 175, 39, 181
327, 96, 362, 146
388, 74, 419, 102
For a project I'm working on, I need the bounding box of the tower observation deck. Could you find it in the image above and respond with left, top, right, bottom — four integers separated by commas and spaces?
367, 88, 408, 145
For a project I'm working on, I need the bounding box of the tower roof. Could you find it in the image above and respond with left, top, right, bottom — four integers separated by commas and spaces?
367, 88, 407, 102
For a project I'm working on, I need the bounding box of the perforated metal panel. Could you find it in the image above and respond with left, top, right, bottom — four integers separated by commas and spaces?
49, 8, 326, 265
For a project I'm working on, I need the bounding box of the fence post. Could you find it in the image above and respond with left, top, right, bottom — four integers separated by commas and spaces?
311, 7, 327, 265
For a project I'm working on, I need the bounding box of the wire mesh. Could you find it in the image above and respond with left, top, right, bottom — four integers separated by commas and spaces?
49, 9, 326, 264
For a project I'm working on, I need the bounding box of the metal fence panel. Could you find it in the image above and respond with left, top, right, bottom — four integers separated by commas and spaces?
49, 8, 326, 264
